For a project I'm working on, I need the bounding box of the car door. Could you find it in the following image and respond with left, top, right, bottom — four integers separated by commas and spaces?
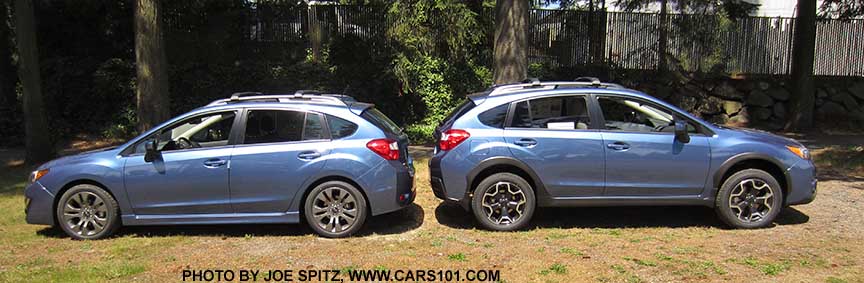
594, 95, 711, 196
228, 108, 331, 213
123, 110, 239, 215
504, 94, 606, 197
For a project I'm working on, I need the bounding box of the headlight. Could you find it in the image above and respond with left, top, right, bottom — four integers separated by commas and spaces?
786, 145, 810, 160
28, 169, 49, 184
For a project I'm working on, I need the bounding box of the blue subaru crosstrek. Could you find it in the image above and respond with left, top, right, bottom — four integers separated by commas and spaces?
25, 91, 414, 239
430, 78, 816, 231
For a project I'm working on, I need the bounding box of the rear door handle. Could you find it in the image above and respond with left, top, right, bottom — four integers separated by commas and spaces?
203, 159, 228, 168
514, 138, 538, 147
606, 141, 630, 150
298, 151, 321, 160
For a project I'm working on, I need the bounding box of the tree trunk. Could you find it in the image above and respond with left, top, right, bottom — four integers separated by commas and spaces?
785, 0, 817, 130
15, 0, 54, 163
0, 1, 15, 108
135, 0, 170, 132
308, 5, 323, 63
493, 0, 528, 84
657, 0, 668, 72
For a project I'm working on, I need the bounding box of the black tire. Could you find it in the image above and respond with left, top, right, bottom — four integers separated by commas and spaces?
56, 184, 121, 240
304, 181, 367, 238
715, 169, 784, 229
471, 173, 536, 231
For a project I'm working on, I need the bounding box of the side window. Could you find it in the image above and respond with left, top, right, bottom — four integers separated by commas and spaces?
303, 113, 325, 140
131, 111, 236, 154
327, 115, 358, 139
243, 110, 305, 144
511, 101, 531, 128
509, 96, 591, 130
478, 104, 509, 128
597, 96, 696, 133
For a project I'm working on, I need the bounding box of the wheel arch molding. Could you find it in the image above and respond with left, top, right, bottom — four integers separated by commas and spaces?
465, 156, 551, 204
711, 152, 791, 202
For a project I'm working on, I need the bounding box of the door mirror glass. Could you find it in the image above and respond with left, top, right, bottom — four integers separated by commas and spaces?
674, 120, 690, 143
144, 139, 159, 162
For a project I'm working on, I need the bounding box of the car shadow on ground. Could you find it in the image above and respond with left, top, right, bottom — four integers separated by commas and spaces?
37, 203, 425, 239
434, 201, 809, 230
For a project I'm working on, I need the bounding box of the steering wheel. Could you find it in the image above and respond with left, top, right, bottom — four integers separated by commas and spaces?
175, 137, 200, 149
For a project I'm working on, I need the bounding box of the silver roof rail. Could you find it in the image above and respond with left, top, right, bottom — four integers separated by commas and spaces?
488, 78, 623, 96
207, 91, 355, 106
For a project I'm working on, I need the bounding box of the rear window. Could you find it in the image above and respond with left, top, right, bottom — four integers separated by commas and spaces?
478, 104, 509, 128
442, 99, 476, 126
327, 115, 358, 139
361, 108, 402, 135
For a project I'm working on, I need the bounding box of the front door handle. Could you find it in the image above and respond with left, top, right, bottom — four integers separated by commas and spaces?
606, 141, 631, 150
298, 151, 321, 160
203, 159, 228, 168
514, 138, 538, 147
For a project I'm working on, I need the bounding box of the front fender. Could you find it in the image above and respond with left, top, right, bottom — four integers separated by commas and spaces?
34, 160, 130, 221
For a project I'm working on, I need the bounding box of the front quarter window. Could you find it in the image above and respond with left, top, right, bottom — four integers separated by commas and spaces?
597, 96, 697, 133
128, 111, 237, 155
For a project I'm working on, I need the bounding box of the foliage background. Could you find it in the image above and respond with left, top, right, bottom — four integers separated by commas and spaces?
2, 0, 862, 147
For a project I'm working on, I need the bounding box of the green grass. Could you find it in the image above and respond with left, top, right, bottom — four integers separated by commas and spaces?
447, 253, 466, 262
559, 247, 583, 256
0, 259, 146, 282
625, 257, 657, 267
0, 165, 153, 282
539, 263, 567, 275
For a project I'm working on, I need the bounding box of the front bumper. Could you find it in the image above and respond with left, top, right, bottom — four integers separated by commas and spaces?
24, 181, 55, 225
786, 159, 817, 205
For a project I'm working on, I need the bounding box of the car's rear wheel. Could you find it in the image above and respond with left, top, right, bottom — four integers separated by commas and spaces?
56, 184, 120, 240
715, 169, 783, 229
304, 181, 367, 238
471, 173, 535, 231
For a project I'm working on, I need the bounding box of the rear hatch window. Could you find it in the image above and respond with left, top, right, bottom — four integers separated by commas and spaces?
361, 108, 409, 163
440, 99, 476, 129
361, 108, 402, 135
433, 99, 476, 145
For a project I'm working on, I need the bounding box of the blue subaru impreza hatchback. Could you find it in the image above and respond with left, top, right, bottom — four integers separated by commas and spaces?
430, 78, 817, 231
25, 91, 414, 239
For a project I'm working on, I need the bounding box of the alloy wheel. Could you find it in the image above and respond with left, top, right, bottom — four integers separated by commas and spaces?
728, 178, 775, 223
481, 181, 527, 225
310, 187, 358, 233
62, 191, 109, 236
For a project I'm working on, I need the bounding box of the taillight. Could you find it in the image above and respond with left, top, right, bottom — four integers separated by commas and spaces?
366, 138, 400, 160
439, 129, 470, 151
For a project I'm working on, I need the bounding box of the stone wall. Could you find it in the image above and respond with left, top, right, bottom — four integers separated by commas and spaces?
620, 75, 864, 130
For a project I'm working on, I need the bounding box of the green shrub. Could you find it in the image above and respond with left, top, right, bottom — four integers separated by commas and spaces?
405, 123, 437, 145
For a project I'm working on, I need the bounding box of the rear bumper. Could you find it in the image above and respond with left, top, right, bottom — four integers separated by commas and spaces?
429, 157, 448, 200
24, 181, 55, 225
785, 159, 817, 205
429, 155, 470, 210
362, 160, 415, 216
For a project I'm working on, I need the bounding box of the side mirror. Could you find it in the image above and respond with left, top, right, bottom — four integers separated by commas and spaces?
144, 140, 160, 162
674, 120, 690, 143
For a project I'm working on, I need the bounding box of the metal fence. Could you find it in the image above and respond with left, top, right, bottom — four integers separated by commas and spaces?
167, 4, 864, 77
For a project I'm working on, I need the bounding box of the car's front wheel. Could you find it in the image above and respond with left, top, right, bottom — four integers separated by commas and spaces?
304, 181, 367, 238
471, 173, 536, 231
715, 169, 784, 229
56, 184, 121, 240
